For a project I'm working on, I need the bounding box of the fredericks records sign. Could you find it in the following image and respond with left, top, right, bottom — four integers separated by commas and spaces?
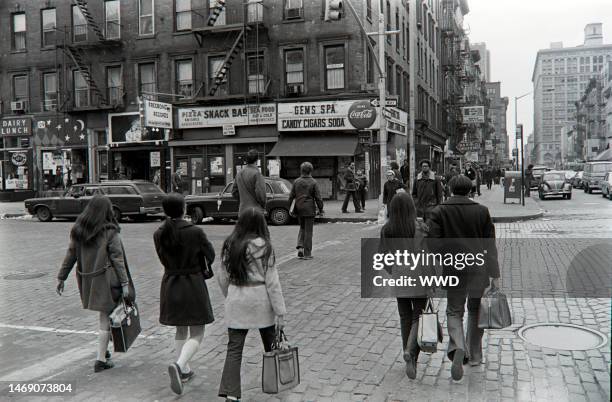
278, 100, 380, 131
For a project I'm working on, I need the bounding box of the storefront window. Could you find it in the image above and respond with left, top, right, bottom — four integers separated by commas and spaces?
2, 150, 31, 190
174, 145, 225, 194
41, 149, 88, 191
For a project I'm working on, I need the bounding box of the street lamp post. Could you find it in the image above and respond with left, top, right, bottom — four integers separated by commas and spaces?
515, 91, 531, 207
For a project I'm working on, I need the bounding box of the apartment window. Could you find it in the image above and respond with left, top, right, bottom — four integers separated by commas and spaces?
73, 70, 90, 108
41, 9, 56, 47
13, 75, 29, 105
209, 56, 228, 95
139, 0, 154, 35
247, 0, 263, 23
366, 0, 372, 20
402, 19, 406, 55
209, 0, 226, 25
138, 63, 156, 95
174, 0, 191, 30
284, 0, 303, 20
12, 13, 26, 50
366, 50, 374, 84
73, 5, 88, 42
386, 1, 391, 44
248, 54, 265, 94
387, 61, 394, 93
396, 68, 402, 103
106, 66, 122, 104
285, 49, 304, 93
105, 0, 120, 39
324, 45, 345, 90
176, 60, 193, 97
395, 9, 400, 51
42, 72, 58, 111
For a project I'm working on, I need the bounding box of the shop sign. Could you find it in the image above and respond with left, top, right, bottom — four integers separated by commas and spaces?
11, 152, 27, 166
178, 103, 276, 129
456, 141, 481, 153
109, 112, 165, 143
42, 152, 56, 170
150, 151, 161, 167
144, 100, 173, 129
461, 106, 485, 124
1, 117, 32, 136
485, 140, 493, 151
385, 107, 407, 135
223, 124, 236, 136
268, 159, 280, 177
278, 100, 380, 131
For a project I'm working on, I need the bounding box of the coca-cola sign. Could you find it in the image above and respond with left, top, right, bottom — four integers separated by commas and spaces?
348, 101, 377, 129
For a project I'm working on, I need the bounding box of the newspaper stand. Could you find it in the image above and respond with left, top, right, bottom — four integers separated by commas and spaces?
504, 171, 522, 204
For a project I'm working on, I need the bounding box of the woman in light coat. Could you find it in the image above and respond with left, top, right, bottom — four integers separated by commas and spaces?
217, 208, 286, 401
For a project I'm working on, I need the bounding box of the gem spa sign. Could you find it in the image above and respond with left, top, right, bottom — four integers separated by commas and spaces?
278, 100, 380, 132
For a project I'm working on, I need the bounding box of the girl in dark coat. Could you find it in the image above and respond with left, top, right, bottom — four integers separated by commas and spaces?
56, 195, 131, 373
153, 193, 215, 395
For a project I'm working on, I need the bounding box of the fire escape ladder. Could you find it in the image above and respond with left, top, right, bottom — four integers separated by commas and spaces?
209, 29, 245, 96
62, 45, 107, 105
207, 0, 227, 26
75, 0, 106, 41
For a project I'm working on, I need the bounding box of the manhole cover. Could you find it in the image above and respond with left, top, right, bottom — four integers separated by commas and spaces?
3, 272, 47, 280
518, 323, 608, 350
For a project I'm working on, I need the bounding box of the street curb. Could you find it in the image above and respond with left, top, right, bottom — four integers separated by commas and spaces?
0, 213, 28, 219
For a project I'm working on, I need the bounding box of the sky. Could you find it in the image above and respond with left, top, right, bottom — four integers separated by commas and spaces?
463, 0, 612, 156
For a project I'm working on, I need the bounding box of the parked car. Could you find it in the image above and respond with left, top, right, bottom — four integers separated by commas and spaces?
600, 172, 612, 200
185, 177, 293, 225
25, 180, 166, 222
530, 165, 550, 189
583, 161, 612, 193
538, 171, 572, 200
571, 171, 584, 189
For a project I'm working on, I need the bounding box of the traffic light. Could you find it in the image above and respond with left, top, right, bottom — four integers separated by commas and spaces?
324, 0, 342, 21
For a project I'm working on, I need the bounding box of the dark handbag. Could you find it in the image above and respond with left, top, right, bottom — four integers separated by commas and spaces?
109, 300, 141, 352
201, 257, 214, 280
262, 330, 300, 394
478, 285, 512, 329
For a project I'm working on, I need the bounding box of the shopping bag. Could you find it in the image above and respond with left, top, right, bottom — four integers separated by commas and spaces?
377, 204, 388, 225
262, 330, 300, 394
417, 298, 440, 353
478, 285, 512, 329
289, 199, 297, 218
109, 300, 141, 352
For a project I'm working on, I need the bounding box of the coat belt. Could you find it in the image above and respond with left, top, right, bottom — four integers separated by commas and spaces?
165, 267, 203, 276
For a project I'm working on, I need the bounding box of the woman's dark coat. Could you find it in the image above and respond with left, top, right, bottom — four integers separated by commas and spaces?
383, 179, 405, 205
154, 220, 215, 326
288, 175, 324, 217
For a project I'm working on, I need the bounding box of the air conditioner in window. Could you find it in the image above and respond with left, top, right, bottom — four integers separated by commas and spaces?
11, 101, 26, 112
286, 84, 303, 96
286, 8, 303, 19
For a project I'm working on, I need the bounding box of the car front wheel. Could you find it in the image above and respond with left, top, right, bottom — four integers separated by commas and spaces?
36, 206, 53, 222
190, 207, 204, 224
269, 208, 290, 225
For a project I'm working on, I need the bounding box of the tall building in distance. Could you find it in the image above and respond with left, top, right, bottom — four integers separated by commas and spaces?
532, 23, 612, 167
485, 82, 507, 165
471, 42, 491, 81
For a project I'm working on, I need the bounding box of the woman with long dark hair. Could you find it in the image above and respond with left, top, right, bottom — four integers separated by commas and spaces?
380, 192, 429, 380
218, 208, 286, 402
153, 193, 215, 395
56, 195, 131, 372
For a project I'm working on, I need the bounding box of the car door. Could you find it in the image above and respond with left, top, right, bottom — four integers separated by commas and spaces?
217, 182, 238, 216
57, 185, 84, 216
103, 185, 142, 214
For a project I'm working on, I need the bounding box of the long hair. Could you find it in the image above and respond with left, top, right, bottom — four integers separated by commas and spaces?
381, 192, 417, 238
159, 193, 185, 254
71, 195, 119, 245
221, 208, 274, 286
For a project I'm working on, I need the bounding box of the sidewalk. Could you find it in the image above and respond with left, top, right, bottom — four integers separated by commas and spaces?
0, 201, 27, 219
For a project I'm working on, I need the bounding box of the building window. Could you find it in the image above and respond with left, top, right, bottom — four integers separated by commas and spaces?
41, 9, 56, 47
366, 0, 372, 20
284, 0, 303, 20
105, 0, 121, 39
176, 59, 193, 97
73, 70, 90, 108
42, 72, 58, 111
12, 13, 26, 51
247, 0, 263, 23
139, 0, 154, 35
324, 45, 345, 90
13, 75, 29, 107
248, 53, 265, 94
396, 68, 402, 104
106, 66, 122, 104
138, 63, 156, 95
209, 0, 226, 25
395, 9, 400, 51
285, 49, 304, 94
366, 49, 374, 84
72, 5, 88, 42
209, 56, 228, 96
387, 61, 394, 94
175, 0, 191, 31
386, 1, 391, 44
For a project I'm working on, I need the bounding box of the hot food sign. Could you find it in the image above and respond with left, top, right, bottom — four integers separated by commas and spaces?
278, 100, 379, 132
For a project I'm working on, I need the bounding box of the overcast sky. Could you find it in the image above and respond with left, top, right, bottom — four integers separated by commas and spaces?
463, 0, 612, 155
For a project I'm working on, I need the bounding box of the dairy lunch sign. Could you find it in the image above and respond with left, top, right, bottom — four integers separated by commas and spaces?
178, 103, 276, 129
278, 100, 380, 132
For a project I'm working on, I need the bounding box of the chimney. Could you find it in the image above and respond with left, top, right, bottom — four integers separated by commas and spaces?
584, 23, 603, 46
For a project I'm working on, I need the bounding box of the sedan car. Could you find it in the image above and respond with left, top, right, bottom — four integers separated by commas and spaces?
530, 165, 550, 189
571, 171, 584, 189
186, 177, 293, 225
600, 172, 612, 200
25, 180, 166, 222
538, 171, 572, 200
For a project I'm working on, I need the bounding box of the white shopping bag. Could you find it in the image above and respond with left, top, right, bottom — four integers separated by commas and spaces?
377, 205, 388, 225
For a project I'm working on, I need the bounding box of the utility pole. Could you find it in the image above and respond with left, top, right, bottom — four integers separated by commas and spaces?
407, 0, 416, 191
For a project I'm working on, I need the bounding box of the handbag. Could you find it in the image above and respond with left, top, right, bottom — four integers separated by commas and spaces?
417, 298, 441, 353
478, 284, 512, 329
201, 257, 214, 280
109, 300, 141, 352
262, 330, 300, 394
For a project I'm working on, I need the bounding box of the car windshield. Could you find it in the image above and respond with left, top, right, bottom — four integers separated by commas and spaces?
134, 182, 163, 193
593, 163, 612, 173
544, 173, 565, 181
270, 180, 291, 194
564, 171, 576, 180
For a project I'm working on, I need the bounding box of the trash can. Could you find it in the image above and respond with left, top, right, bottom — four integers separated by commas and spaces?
504, 171, 522, 204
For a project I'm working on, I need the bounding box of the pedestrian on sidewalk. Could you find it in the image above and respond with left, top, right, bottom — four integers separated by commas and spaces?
383, 170, 406, 207
56, 195, 133, 373
172, 169, 183, 193
464, 163, 477, 197
288, 162, 324, 260
355, 168, 369, 210
390, 161, 402, 184
525, 164, 535, 197
412, 160, 443, 220
484, 167, 493, 190
444, 165, 459, 200
400, 159, 410, 184
380, 192, 430, 379
476, 165, 482, 196
232, 149, 267, 214
218, 208, 286, 402
341, 161, 363, 213
153, 193, 215, 395
427, 174, 501, 381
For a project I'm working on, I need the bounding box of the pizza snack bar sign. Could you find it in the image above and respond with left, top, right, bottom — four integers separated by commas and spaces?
278, 100, 379, 131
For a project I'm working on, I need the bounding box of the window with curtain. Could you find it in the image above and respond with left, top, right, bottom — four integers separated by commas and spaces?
73, 71, 89, 108
175, 0, 191, 31
285, 49, 304, 86
176, 60, 193, 97
72, 6, 87, 42
138, 63, 156, 95
248, 54, 265, 94
106, 66, 122, 104
43, 72, 58, 111
12, 13, 26, 50
366, 0, 372, 20
209, 56, 228, 95
325, 45, 345, 90
13, 75, 28, 103
139, 0, 154, 35
105, 0, 120, 39
42, 9, 56, 47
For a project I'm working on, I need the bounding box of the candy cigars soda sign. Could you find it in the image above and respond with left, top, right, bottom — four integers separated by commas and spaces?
278, 100, 379, 131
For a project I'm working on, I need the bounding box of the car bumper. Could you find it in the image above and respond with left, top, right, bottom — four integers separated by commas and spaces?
541, 190, 571, 196
139, 206, 164, 215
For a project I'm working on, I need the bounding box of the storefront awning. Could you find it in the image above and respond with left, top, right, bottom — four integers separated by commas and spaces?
267, 135, 359, 157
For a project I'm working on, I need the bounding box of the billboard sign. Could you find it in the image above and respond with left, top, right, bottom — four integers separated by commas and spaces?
144, 100, 173, 129
461, 106, 485, 124
178, 103, 276, 129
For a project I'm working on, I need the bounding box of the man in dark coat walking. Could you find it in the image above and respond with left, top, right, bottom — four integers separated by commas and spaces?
232, 149, 267, 213
412, 159, 443, 220
289, 162, 324, 259
427, 174, 500, 381
400, 159, 410, 184
464, 163, 477, 196
341, 162, 362, 213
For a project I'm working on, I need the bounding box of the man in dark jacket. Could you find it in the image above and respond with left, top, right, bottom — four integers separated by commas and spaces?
341, 162, 362, 213
483, 167, 493, 190
172, 169, 183, 193
427, 174, 501, 381
232, 149, 267, 213
400, 159, 410, 184
289, 162, 324, 259
464, 163, 477, 196
382, 170, 405, 205
412, 159, 443, 219
524, 164, 534, 197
